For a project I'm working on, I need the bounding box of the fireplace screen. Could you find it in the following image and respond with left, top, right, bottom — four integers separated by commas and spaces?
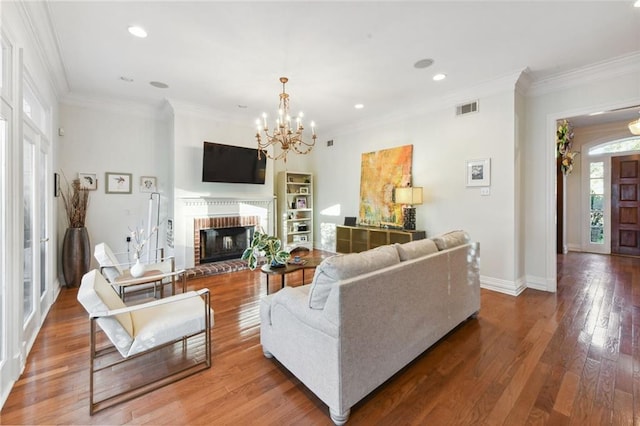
199, 226, 254, 264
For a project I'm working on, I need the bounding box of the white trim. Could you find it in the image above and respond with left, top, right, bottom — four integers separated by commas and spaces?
60, 92, 162, 120
528, 51, 640, 97
480, 275, 524, 296
524, 275, 549, 292
14, 1, 68, 96
545, 114, 558, 293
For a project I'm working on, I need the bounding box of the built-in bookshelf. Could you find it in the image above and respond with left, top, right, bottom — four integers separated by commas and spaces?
277, 171, 313, 250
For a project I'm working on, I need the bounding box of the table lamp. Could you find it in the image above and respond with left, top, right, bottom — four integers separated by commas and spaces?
395, 187, 423, 230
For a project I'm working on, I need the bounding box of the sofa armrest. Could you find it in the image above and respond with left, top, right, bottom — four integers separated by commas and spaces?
268, 287, 338, 338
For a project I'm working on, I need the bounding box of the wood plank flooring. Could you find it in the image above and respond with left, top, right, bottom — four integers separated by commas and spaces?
1, 251, 639, 425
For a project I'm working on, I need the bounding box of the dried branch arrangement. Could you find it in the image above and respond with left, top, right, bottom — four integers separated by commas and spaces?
60, 175, 90, 228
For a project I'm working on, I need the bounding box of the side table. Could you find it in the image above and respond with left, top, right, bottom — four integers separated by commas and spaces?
260, 259, 321, 294
113, 268, 187, 300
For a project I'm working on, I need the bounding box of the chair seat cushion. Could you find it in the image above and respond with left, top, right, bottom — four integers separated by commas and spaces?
128, 296, 209, 357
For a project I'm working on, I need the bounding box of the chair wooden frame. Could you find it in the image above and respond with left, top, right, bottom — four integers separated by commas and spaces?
88, 289, 212, 414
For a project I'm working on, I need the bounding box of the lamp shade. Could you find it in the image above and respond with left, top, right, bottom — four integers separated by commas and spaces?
395, 187, 423, 205
629, 118, 640, 136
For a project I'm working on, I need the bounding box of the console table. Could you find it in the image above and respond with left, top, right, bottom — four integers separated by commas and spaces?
336, 225, 426, 254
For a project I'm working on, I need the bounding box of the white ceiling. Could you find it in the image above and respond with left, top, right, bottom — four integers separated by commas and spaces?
44, 1, 640, 131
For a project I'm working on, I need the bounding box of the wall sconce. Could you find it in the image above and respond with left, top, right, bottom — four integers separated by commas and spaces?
395, 187, 423, 230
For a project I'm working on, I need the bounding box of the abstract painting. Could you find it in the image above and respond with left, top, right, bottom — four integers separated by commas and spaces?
359, 145, 413, 226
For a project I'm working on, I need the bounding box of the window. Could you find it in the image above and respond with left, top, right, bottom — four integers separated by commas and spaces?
589, 161, 605, 244
589, 137, 640, 156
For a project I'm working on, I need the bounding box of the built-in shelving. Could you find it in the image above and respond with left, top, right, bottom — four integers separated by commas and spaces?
277, 171, 313, 250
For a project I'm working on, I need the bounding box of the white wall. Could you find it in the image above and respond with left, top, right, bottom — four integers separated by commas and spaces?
311, 90, 518, 290
524, 65, 640, 290
58, 101, 170, 266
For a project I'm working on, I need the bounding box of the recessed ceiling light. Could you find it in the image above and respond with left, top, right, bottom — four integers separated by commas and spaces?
588, 111, 605, 116
414, 58, 434, 69
433, 73, 447, 81
149, 81, 169, 89
634, 0, 640, 7
119, 76, 134, 82
354, 104, 364, 109
128, 26, 147, 38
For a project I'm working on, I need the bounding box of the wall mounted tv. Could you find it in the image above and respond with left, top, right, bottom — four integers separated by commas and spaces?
202, 142, 267, 184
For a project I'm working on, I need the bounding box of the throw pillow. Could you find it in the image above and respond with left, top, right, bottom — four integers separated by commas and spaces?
432, 230, 470, 251
308, 245, 400, 309
395, 238, 439, 261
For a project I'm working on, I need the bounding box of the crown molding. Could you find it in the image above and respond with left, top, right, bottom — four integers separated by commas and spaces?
528, 51, 640, 97
60, 92, 163, 119
16, 0, 69, 97
441, 69, 525, 107
166, 98, 249, 125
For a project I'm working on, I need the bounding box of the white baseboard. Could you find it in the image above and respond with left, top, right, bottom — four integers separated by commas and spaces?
480, 275, 523, 296
524, 275, 550, 292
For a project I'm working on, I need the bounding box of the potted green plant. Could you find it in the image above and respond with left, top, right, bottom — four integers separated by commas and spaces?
242, 231, 290, 270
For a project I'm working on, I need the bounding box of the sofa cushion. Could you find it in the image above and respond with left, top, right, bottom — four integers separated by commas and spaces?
308, 245, 400, 309
395, 239, 438, 261
432, 230, 470, 251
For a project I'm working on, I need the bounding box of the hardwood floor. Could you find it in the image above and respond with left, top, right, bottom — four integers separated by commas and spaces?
1, 251, 639, 425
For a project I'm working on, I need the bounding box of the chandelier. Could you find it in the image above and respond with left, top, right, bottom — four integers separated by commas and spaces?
255, 77, 316, 162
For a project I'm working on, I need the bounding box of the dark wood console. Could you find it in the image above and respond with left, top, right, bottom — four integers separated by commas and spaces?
335, 225, 426, 254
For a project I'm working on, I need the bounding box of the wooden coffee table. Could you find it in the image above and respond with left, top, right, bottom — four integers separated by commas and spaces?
260, 259, 321, 294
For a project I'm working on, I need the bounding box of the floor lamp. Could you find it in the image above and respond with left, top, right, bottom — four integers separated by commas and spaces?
395, 187, 423, 230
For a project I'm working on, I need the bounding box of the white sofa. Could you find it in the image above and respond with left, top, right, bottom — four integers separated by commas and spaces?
260, 231, 480, 424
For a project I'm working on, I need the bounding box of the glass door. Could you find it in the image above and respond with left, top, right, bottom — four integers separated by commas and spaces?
22, 126, 36, 334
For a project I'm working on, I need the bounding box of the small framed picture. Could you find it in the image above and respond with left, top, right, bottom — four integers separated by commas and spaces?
299, 187, 309, 194
54, 172, 60, 197
466, 158, 491, 187
140, 176, 157, 193
296, 197, 307, 209
78, 173, 98, 190
299, 235, 308, 242
105, 172, 132, 194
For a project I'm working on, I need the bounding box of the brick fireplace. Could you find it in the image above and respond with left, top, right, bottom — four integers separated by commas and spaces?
193, 215, 261, 265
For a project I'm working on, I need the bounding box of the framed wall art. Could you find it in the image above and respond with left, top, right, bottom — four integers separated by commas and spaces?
466, 158, 491, 187
140, 176, 157, 193
78, 172, 98, 190
105, 172, 132, 194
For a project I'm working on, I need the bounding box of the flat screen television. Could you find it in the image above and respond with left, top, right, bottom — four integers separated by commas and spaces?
202, 142, 267, 184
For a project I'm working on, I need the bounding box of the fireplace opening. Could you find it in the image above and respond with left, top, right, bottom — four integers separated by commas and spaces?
199, 226, 254, 264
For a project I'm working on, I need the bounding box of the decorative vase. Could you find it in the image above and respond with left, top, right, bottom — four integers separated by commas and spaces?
130, 258, 146, 278
62, 227, 91, 288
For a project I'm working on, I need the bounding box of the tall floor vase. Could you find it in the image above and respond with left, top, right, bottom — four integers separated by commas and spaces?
62, 227, 91, 288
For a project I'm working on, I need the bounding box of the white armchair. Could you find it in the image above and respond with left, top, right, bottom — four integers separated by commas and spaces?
77, 269, 213, 414
94, 242, 183, 300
